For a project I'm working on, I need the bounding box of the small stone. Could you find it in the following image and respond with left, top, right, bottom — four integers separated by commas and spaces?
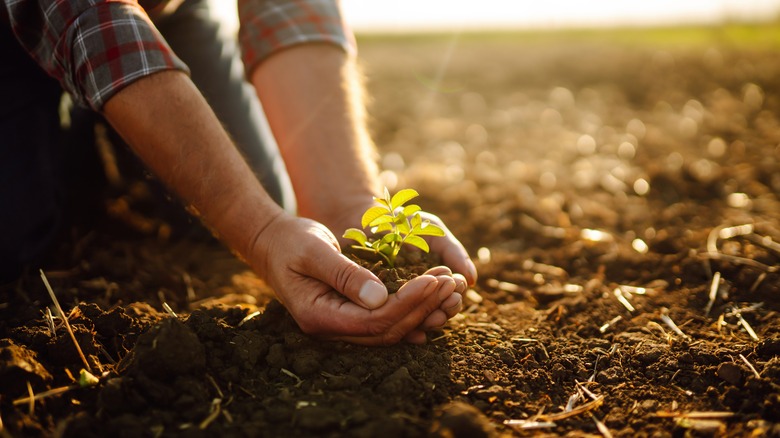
717, 362, 742, 385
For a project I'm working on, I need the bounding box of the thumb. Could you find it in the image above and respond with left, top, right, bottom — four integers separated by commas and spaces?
310, 251, 388, 310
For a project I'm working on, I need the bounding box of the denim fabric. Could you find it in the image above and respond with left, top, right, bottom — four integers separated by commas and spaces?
157, 0, 295, 211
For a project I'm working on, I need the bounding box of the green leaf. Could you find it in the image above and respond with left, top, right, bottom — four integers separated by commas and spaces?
402, 204, 421, 216
410, 213, 422, 229
372, 222, 393, 234
390, 188, 419, 210
415, 221, 446, 236
373, 196, 389, 209
396, 219, 411, 235
380, 233, 402, 245
361, 206, 390, 228
383, 187, 392, 205
404, 235, 430, 253
368, 215, 394, 227
342, 228, 368, 246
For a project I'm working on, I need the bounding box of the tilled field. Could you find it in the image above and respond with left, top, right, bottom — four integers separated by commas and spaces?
2, 28, 780, 437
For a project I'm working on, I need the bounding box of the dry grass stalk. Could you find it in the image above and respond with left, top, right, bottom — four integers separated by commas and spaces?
13, 385, 77, 407
199, 398, 222, 430
590, 412, 613, 438
182, 272, 196, 301
613, 288, 635, 313
576, 381, 600, 401
504, 419, 557, 430
599, 315, 623, 334
731, 307, 760, 341
618, 284, 647, 295
206, 374, 225, 399
746, 233, 780, 256
676, 417, 726, 433
655, 411, 735, 419
718, 224, 754, 240
97, 342, 117, 365
739, 354, 761, 379
565, 392, 581, 412
40, 270, 92, 373
429, 333, 449, 343
162, 302, 178, 318
238, 310, 261, 327
660, 309, 690, 340
750, 272, 767, 293
704, 224, 779, 272
281, 368, 303, 385
704, 272, 721, 317
26, 382, 35, 415
700, 252, 777, 273
486, 279, 523, 293
522, 259, 568, 278
538, 396, 605, 421
43, 307, 57, 338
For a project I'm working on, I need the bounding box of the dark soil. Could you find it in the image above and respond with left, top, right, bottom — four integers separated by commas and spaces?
2, 30, 780, 437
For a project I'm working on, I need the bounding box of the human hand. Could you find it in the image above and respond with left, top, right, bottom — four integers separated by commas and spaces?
248, 214, 462, 345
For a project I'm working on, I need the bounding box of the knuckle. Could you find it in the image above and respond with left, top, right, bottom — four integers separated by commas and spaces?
364, 319, 392, 338
334, 261, 362, 294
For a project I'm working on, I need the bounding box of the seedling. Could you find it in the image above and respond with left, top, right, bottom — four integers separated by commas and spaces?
343, 188, 445, 267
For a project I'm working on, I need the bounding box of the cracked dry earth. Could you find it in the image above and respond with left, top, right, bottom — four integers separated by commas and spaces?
2, 29, 780, 437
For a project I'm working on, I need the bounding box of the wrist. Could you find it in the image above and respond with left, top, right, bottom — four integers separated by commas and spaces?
307, 191, 377, 235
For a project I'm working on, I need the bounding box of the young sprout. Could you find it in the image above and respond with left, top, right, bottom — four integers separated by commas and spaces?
343, 188, 445, 267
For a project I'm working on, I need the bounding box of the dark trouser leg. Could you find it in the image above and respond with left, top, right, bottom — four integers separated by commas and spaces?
0, 25, 63, 283
156, 0, 296, 211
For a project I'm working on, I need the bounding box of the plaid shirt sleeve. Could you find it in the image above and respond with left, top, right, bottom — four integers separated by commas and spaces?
238, 0, 356, 76
5, 0, 188, 111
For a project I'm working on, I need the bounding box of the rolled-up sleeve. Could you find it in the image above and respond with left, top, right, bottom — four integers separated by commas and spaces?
5, 0, 188, 111
238, 0, 356, 76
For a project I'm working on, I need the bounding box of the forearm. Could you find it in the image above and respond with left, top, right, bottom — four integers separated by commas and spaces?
250, 44, 381, 228
102, 70, 283, 266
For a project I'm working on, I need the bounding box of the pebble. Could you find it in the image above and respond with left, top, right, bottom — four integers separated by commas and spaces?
717, 362, 742, 385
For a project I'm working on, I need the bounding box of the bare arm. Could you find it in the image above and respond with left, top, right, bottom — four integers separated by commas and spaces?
250, 44, 379, 230
103, 70, 281, 260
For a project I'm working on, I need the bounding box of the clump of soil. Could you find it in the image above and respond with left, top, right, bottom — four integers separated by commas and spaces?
344, 247, 442, 293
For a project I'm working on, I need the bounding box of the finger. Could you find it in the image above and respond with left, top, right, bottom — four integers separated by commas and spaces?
419, 277, 458, 330
403, 330, 427, 344
423, 266, 452, 276
420, 309, 448, 330
424, 216, 478, 285
423, 268, 465, 314
441, 292, 463, 319
304, 248, 389, 310
452, 273, 467, 293
332, 275, 442, 345
433, 275, 456, 302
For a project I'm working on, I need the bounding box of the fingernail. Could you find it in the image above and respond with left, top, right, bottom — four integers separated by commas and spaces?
423, 278, 439, 296
436, 276, 456, 301
466, 259, 478, 284
359, 280, 388, 309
